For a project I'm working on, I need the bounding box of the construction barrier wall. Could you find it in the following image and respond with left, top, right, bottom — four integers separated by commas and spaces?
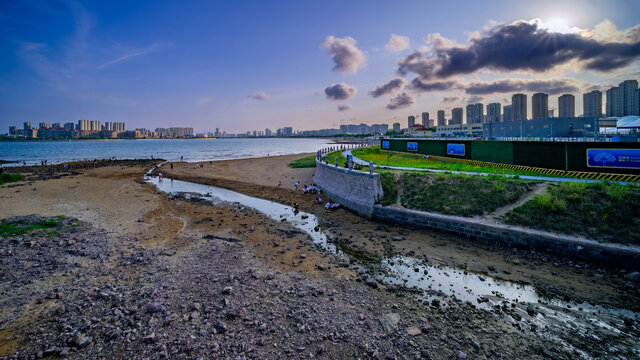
381, 139, 640, 175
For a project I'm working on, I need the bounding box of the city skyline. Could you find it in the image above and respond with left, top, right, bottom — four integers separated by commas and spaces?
1, 0, 640, 133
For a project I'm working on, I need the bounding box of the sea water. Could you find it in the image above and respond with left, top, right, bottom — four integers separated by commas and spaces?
0, 138, 335, 166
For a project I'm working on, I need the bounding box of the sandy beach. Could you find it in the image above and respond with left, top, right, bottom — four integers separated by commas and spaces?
0, 155, 638, 359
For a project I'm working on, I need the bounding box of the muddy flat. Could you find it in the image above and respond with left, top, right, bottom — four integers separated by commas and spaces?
0, 156, 638, 359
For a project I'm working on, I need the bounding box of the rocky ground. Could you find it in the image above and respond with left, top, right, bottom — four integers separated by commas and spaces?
0, 157, 638, 359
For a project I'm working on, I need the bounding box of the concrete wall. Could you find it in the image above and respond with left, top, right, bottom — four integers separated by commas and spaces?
372, 205, 640, 267
314, 160, 383, 218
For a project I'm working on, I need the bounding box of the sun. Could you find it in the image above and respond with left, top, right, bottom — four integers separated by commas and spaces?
539, 18, 579, 34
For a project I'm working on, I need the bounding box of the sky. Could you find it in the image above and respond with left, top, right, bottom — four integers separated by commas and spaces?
1, 0, 640, 133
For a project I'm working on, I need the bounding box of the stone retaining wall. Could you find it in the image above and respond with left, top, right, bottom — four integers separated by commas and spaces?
372, 205, 640, 267
313, 160, 383, 218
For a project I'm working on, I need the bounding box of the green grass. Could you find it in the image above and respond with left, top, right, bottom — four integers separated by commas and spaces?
353, 146, 570, 178
399, 172, 536, 217
0, 218, 62, 237
0, 173, 23, 185
504, 182, 640, 244
379, 171, 398, 206
288, 155, 317, 168
326, 150, 348, 167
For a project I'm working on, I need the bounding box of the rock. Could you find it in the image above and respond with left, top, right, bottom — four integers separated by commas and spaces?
512, 259, 520, 265
392, 236, 403, 241
526, 305, 536, 317
316, 264, 327, 271
456, 350, 467, 359
300, 253, 306, 259
624, 271, 640, 282
222, 286, 232, 295
265, 272, 275, 280
215, 320, 227, 333
365, 277, 378, 288
379, 313, 400, 335
406, 326, 421, 336
146, 302, 164, 314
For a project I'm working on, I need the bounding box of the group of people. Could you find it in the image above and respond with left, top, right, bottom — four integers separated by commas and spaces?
286, 180, 341, 213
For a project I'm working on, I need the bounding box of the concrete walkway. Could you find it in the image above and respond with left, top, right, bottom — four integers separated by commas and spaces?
343, 149, 628, 184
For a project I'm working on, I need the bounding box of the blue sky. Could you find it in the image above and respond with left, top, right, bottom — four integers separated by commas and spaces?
1, 0, 640, 133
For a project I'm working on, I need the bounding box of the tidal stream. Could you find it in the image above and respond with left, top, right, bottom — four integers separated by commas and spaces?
147, 175, 639, 359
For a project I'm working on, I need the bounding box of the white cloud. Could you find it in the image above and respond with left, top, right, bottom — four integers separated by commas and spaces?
319, 35, 366, 74
385, 34, 410, 52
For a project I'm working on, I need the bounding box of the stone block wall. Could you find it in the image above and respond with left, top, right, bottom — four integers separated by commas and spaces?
313, 160, 383, 218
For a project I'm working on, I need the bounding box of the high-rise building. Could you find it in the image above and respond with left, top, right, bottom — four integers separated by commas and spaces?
606, 86, 623, 117
408, 115, 415, 127
53, 122, 62, 128
421, 112, 430, 127
282, 127, 293, 136
583, 90, 602, 117
264, 128, 270, 137
606, 80, 639, 117
512, 94, 527, 121
451, 108, 463, 125
437, 110, 445, 126
39, 122, 50, 129
23, 122, 32, 130
503, 105, 513, 122
392, 122, 401, 132
621, 80, 639, 116
466, 103, 484, 124
558, 94, 575, 118
486, 103, 501, 123
64, 122, 75, 130
532, 93, 548, 119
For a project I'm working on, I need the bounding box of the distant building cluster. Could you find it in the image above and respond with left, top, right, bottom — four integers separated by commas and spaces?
5, 120, 198, 140
393, 78, 640, 138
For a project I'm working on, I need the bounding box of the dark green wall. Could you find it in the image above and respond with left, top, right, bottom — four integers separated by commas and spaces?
380, 139, 640, 174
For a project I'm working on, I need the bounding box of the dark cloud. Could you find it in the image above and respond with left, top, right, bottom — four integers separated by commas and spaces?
386, 93, 415, 110
397, 20, 640, 80
408, 78, 458, 93
465, 96, 484, 103
324, 83, 357, 100
465, 79, 579, 95
337, 104, 352, 111
369, 78, 407, 97
442, 96, 459, 103
248, 91, 270, 101
320, 36, 366, 74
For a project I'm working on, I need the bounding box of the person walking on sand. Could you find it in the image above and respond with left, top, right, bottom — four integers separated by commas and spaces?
294, 181, 299, 190
170, 163, 173, 170
277, 181, 281, 187
158, 172, 163, 181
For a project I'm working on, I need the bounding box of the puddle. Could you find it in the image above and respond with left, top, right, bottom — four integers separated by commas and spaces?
378, 256, 540, 307
147, 175, 640, 359
147, 176, 337, 254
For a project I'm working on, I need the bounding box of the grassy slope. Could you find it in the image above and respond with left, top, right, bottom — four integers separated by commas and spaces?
288, 155, 317, 168
504, 182, 640, 244
353, 147, 568, 178
400, 172, 535, 217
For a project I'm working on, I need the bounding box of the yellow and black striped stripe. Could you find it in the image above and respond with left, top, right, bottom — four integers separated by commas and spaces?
427, 155, 640, 182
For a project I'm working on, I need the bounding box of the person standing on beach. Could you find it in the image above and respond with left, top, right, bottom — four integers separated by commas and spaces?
294, 182, 299, 190
277, 181, 281, 187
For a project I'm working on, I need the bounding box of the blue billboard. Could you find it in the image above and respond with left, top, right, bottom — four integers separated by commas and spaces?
586, 148, 640, 169
382, 141, 390, 149
407, 142, 418, 151
447, 143, 465, 156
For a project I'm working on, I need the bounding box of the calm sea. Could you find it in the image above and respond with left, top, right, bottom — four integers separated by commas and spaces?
0, 138, 335, 166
